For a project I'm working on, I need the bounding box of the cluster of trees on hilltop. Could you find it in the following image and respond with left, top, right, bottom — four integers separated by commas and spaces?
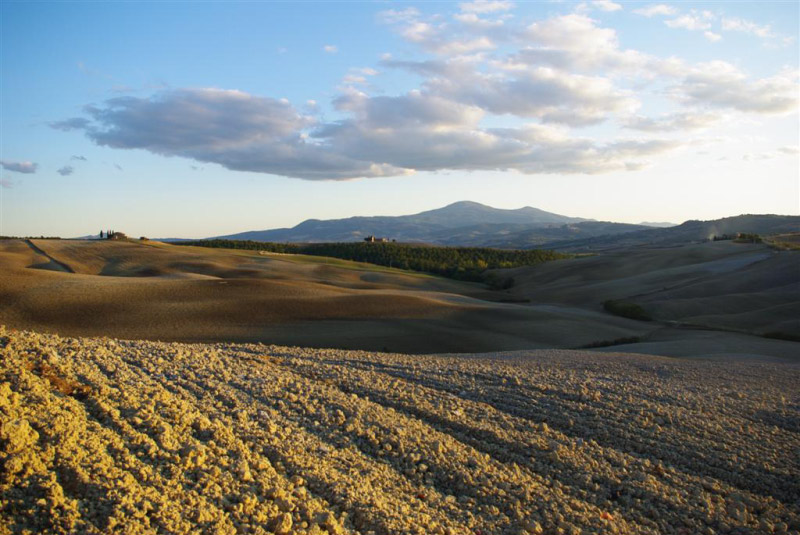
176, 239, 569, 281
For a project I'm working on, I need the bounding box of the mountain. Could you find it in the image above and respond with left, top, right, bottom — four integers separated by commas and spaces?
543, 214, 800, 252
473, 221, 653, 249
215, 201, 588, 244
211, 204, 799, 250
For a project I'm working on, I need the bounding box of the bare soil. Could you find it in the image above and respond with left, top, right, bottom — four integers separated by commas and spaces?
1, 326, 798, 535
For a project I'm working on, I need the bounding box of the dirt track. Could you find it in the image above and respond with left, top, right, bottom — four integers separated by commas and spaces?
1, 326, 798, 534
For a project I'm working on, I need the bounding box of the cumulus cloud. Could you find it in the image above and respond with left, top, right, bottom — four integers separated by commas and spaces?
342, 68, 378, 85
459, 0, 514, 14
591, 1, 622, 12
721, 17, 773, 38
426, 66, 639, 126
665, 14, 712, 31
320, 93, 677, 174
55, 88, 407, 180
522, 14, 657, 75
57, 166, 75, 176
633, 4, 676, 17
624, 111, 723, 132
323, 45, 338, 54
82, 89, 313, 151
53, 87, 679, 179
379, 7, 497, 56
673, 63, 799, 114
50, 5, 796, 182
377, 7, 420, 24
71, 155, 88, 161
453, 12, 506, 30
704, 31, 722, 42
50, 118, 91, 131
0, 160, 38, 174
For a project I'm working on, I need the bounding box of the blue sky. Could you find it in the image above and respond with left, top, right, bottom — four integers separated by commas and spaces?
1, 1, 798, 238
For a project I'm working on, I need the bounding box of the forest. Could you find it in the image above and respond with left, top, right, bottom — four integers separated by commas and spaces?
176, 240, 569, 282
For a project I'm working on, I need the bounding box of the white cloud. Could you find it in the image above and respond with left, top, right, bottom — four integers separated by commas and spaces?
721, 17, 774, 39
342, 67, 380, 86
50, 6, 798, 182
434, 37, 495, 56
665, 14, 711, 31
52, 87, 680, 179
521, 14, 673, 76
704, 31, 722, 42
377, 8, 420, 24
459, 0, 514, 14
453, 12, 506, 29
624, 111, 723, 131
673, 63, 799, 115
380, 7, 499, 57
592, 0, 622, 12
633, 4, 677, 17
0, 160, 38, 174
322, 93, 678, 175
342, 75, 367, 84
777, 145, 799, 155
52, 89, 407, 180
427, 66, 639, 126
323, 45, 338, 54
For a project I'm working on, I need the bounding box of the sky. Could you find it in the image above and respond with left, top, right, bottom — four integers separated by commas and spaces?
1, 0, 798, 238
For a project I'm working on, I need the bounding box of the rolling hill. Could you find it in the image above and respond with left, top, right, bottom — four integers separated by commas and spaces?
1, 237, 797, 358
544, 214, 800, 252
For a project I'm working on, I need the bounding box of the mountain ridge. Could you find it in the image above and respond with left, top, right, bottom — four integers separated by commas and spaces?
214, 201, 593, 244
178, 202, 797, 250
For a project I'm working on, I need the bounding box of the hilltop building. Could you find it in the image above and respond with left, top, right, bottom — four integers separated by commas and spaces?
364, 236, 390, 243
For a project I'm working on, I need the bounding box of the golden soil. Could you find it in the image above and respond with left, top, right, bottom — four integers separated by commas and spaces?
1, 326, 798, 535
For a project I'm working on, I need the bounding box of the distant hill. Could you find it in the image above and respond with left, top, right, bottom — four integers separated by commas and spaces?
215, 201, 589, 244
473, 221, 652, 249
545, 214, 800, 252
212, 204, 798, 250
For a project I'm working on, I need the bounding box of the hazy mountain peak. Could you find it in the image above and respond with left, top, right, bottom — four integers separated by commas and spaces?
214, 201, 586, 243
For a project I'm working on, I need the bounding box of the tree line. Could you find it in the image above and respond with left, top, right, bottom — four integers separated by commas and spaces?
176, 240, 570, 282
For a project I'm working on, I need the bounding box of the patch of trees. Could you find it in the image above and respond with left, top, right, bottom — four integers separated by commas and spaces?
176, 239, 569, 282
603, 300, 652, 321
734, 233, 762, 243
713, 233, 762, 243
579, 336, 642, 349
